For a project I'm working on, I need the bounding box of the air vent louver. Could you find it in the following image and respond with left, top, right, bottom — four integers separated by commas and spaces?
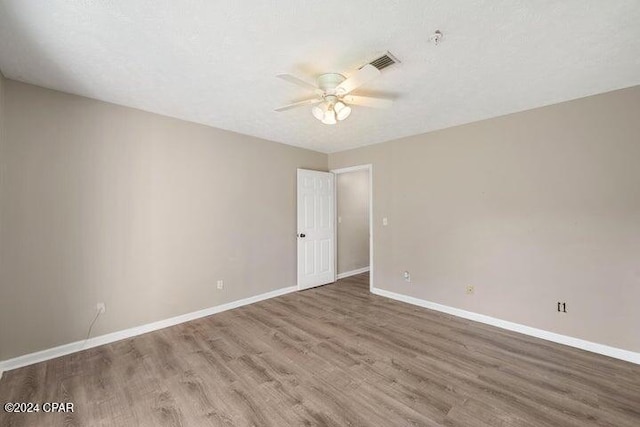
368, 52, 400, 71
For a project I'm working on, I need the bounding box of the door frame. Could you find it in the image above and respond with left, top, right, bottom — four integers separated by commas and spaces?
330, 164, 373, 292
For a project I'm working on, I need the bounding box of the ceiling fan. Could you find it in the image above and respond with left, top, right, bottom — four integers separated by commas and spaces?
275, 54, 397, 125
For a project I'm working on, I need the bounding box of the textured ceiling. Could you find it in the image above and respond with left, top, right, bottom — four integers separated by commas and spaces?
1, 1, 639, 153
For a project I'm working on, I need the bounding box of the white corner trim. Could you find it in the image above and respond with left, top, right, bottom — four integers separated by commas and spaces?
337, 267, 370, 280
371, 287, 640, 365
0, 285, 297, 373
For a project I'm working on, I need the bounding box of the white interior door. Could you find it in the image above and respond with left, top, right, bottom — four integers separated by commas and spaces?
297, 169, 335, 290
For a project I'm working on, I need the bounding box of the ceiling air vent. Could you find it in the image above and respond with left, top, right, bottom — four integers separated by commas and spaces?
368, 51, 400, 71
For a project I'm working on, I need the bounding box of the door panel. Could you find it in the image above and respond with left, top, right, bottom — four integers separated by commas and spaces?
304, 194, 315, 228
320, 239, 331, 272
297, 169, 335, 290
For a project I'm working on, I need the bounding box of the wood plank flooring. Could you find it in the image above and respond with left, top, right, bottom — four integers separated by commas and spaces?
1, 273, 639, 426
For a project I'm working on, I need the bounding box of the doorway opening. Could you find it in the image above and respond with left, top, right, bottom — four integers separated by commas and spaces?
331, 165, 373, 291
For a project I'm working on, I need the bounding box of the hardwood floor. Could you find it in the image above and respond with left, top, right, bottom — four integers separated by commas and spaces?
1, 273, 639, 426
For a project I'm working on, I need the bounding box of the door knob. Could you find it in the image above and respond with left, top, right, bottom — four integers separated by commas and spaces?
298, 233, 306, 238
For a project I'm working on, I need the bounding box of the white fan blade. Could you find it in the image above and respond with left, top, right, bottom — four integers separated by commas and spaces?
343, 95, 393, 109
335, 64, 381, 95
275, 98, 321, 112
276, 74, 318, 91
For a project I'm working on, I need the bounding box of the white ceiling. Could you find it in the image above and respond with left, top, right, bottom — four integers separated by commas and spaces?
1, 1, 639, 153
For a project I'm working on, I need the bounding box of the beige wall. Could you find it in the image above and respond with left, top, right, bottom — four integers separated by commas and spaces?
336, 170, 369, 274
0, 71, 4, 142
0, 74, 5, 288
0, 80, 327, 360
329, 86, 640, 353
2, 78, 639, 361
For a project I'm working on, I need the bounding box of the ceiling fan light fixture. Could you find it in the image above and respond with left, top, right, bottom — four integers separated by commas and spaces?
276, 56, 398, 125
312, 103, 326, 120
321, 109, 337, 125
334, 101, 352, 121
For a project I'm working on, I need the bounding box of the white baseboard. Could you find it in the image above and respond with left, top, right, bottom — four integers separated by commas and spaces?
0, 285, 297, 373
371, 287, 640, 365
337, 266, 370, 280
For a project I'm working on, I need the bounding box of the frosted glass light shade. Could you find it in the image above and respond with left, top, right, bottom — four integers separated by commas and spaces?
334, 101, 352, 121
312, 103, 327, 120
322, 110, 337, 125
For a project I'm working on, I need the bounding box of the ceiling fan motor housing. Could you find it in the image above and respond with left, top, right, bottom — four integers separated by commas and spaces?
317, 73, 346, 94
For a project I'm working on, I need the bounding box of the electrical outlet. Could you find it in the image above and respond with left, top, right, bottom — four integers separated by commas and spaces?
217, 280, 224, 290
383, 217, 389, 226
557, 302, 567, 313
403, 271, 411, 282
466, 285, 475, 295
96, 302, 106, 314
338, 216, 342, 224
